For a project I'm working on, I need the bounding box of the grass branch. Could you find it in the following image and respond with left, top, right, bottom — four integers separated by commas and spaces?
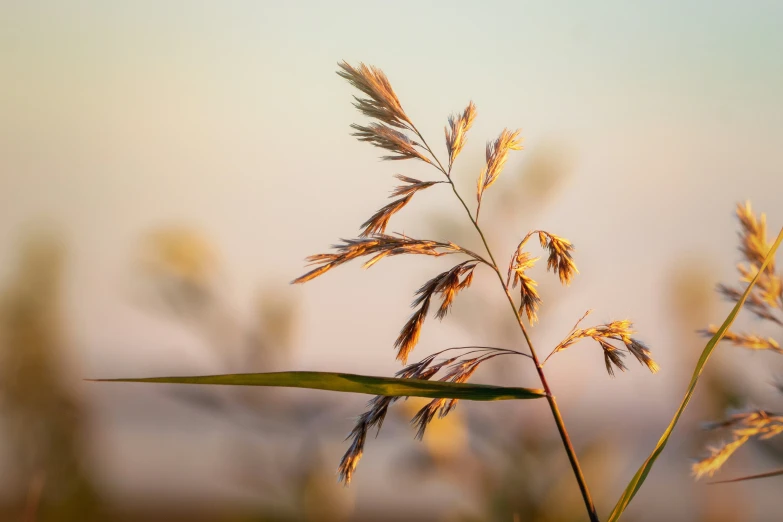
412, 124, 600, 522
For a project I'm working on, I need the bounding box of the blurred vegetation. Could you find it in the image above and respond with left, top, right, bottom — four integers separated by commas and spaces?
0, 227, 356, 521
0, 231, 103, 521
129, 226, 355, 521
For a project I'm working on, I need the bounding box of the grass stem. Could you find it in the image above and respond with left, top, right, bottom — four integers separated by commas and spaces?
412, 127, 600, 522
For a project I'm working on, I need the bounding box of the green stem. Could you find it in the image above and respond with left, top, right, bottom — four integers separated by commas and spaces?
411, 125, 599, 522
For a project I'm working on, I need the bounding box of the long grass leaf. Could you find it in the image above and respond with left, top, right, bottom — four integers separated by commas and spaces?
89, 371, 546, 400
607, 226, 783, 522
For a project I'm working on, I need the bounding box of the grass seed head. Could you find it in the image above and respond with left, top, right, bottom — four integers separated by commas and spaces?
445, 101, 477, 168
337, 61, 412, 129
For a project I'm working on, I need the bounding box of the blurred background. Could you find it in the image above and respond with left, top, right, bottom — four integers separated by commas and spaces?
1, 1, 783, 520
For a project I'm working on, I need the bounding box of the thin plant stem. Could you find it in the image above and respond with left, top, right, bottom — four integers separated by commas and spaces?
542, 309, 593, 366
411, 125, 600, 522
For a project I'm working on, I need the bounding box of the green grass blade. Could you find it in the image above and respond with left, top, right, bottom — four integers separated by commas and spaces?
607, 226, 783, 522
89, 371, 546, 400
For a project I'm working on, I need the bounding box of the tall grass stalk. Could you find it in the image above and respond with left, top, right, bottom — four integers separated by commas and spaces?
96, 62, 783, 521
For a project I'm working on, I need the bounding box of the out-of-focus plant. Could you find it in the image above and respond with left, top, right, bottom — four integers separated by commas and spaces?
0, 231, 103, 521
606, 206, 781, 521
691, 203, 783, 484
666, 263, 750, 522
137, 227, 221, 321
132, 226, 358, 521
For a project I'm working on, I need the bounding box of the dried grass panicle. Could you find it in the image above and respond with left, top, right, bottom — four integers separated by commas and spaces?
505, 230, 578, 324
624, 338, 658, 372
396, 346, 516, 380
445, 101, 477, 169
476, 128, 523, 207
341, 346, 515, 481
292, 235, 476, 284
396, 354, 459, 380
692, 436, 750, 480
737, 201, 776, 271
337, 421, 366, 485
359, 194, 413, 237
517, 276, 541, 324
395, 262, 478, 362
717, 283, 783, 325
702, 202, 782, 354
437, 357, 485, 417
302, 61, 658, 501
434, 262, 477, 320
700, 325, 781, 353
692, 410, 783, 479
508, 250, 542, 323
395, 297, 430, 364
338, 395, 395, 484
734, 202, 783, 309
411, 352, 502, 438
351, 123, 431, 163
738, 262, 783, 309
337, 61, 412, 129
549, 318, 659, 375
411, 399, 446, 440
694, 202, 783, 481
508, 251, 539, 287
601, 342, 628, 377
538, 231, 578, 286
390, 175, 440, 198
508, 230, 578, 288
702, 409, 783, 436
